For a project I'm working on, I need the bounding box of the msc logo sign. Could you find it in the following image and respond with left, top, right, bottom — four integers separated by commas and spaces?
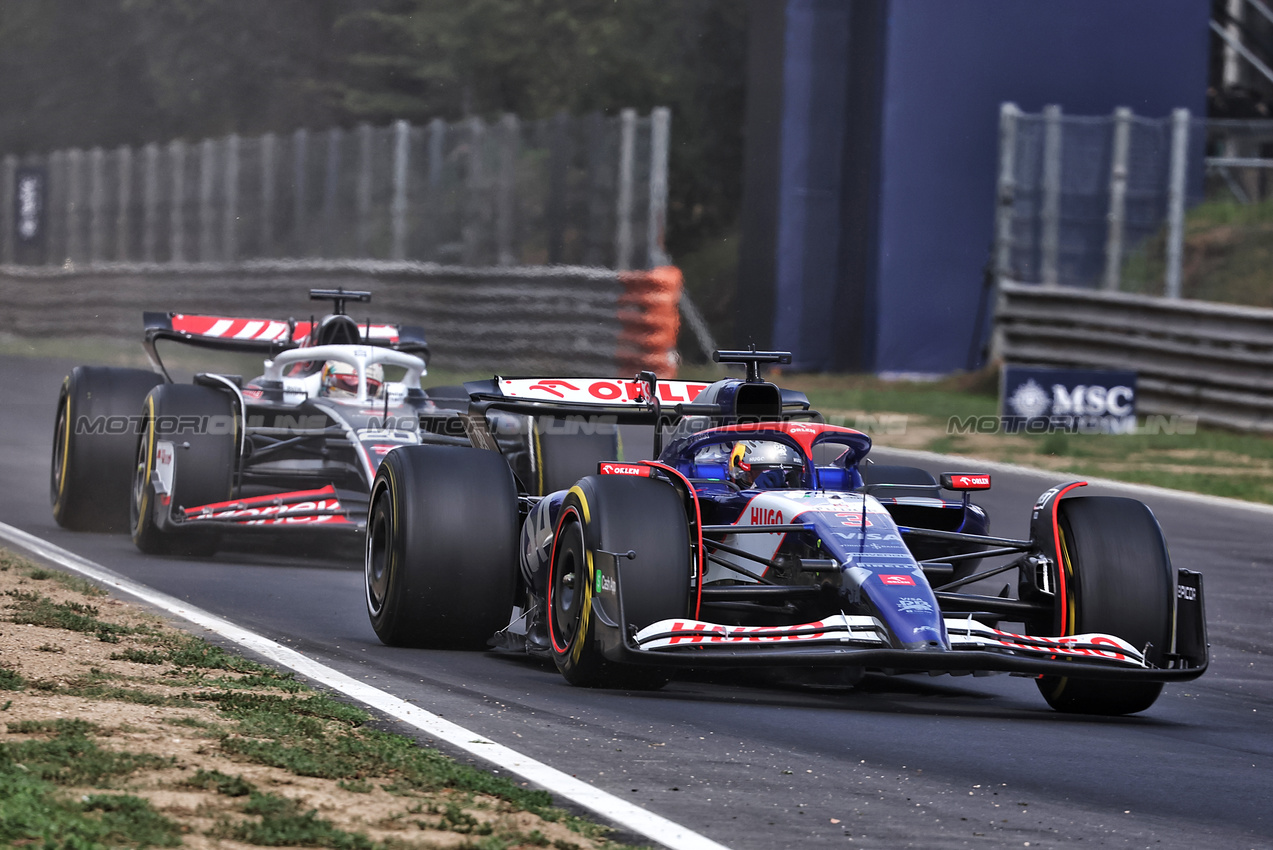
1001, 366, 1137, 434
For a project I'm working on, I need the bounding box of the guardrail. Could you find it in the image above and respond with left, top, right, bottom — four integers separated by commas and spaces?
994, 281, 1273, 432
0, 260, 683, 377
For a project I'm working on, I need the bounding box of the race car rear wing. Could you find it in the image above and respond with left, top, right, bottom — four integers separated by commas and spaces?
452, 351, 818, 457
142, 311, 430, 380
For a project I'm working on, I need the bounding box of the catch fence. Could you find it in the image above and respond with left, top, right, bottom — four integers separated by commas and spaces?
994, 105, 1273, 298
0, 109, 670, 272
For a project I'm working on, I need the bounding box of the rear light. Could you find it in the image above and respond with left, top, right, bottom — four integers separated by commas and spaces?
940, 472, 991, 491
598, 462, 652, 477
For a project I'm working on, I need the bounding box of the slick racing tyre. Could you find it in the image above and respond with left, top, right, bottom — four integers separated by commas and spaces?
130, 384, 236, 557
1036, 496, 1175, 716
51, 366, 163, 531
548, 474, 691, 690
365, 445, 518, 649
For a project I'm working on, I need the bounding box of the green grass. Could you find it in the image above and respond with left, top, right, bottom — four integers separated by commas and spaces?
3, 588, 139, 642
110, 648, 167, 665
215, 790, 379, 849
1, 720, 173, 787
19, 565, 108, 597
187, 767, 254, 797
0, 773, 181, 849
782, 369, 1000, 421
204, 690, 553, 805
0, 719, 182, 848
0, 552, 631, 850
0, 666, 23, 691
1120, 195, 1273, 306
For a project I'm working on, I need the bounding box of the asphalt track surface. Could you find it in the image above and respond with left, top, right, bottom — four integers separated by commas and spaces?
4, 354, 1272, 849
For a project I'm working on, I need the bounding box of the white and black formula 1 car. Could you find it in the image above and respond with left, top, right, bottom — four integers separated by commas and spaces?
51, 288, 618, 556
363, 350, 1208, 716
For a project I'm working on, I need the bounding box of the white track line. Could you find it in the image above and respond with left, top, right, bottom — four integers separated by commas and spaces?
873, 446, 1273, 516
0, 520, 732, 850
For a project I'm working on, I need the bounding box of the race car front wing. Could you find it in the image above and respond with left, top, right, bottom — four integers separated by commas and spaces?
617, 576, 1209, 682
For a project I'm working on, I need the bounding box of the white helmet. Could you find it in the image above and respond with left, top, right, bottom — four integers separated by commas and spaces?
322, 361, 383, 398
729, 440, 803, 489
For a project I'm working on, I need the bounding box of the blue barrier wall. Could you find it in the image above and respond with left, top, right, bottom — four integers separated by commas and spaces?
758, 0, 1211, 374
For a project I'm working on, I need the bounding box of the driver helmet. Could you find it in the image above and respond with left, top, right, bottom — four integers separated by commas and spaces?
321, 361, 383, 398
729, 440, 804, 489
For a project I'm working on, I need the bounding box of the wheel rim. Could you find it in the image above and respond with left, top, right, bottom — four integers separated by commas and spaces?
365, 492, 392, 617
552, 520, 587, 649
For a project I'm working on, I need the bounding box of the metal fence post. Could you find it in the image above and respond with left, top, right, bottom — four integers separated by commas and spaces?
88, 147, 105, 264
424, 118, 446, 261
199, 138, 216, 262
142, 143, 159, 263
614, 108, 636, 271
1040, 104, 1063, 287
647, 106, 671, 268
261, 132, 276, 257
66, 148, 84, 265
292, 128, 309, 257
1165, 108, 1191, 299
391, 119, 409, 261
546, 111, 569, 264
584, 112, 609, 267
462, 117, 486, 265
169, 140, 186, 263
115, 146, 132, 262
993, 103, 1019, 288
47, 151, 66, 265
223, 134, 239, 262
496, 113, 518, 265
1, 154, 15, 264
1102, 107, 1132, 291
355, 123, 372, 256
322, 127, 341, 258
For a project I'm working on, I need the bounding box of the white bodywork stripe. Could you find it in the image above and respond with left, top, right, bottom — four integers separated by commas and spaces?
206, 319, 235, 337
259, 321, 290, 340
234, 320, 265, 339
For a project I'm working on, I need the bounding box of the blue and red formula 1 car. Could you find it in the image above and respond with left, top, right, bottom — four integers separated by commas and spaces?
363, 350, 1208, 715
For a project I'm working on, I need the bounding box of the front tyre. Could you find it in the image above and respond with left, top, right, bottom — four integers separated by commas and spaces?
51, 366, 163, 531
1036, 496, 1175, 715
549, 474, 691, 689
365, 445, 518, 649
130, 384, 235, 557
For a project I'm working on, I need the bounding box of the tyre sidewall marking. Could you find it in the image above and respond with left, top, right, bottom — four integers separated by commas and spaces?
53, 379, 71, 510
134, 395, 157, 539
1048, 521, 1079, 701
548, 486, 594, 658
573, 548, 594, 665
365, 468, 396, 619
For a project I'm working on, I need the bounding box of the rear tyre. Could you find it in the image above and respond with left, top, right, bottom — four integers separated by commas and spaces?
532, 422, 621, 496
549, 474, 691, 689
51, 366, 163, 531
365, 445, 518, 648
130, 384, 236, 557
1036, 496, 1175, 715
